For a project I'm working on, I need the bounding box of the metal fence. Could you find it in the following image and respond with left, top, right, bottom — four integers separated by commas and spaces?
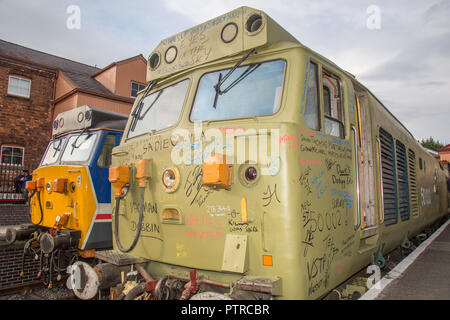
0, 163, 25, 202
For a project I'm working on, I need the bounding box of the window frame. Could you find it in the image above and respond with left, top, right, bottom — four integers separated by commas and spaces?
303, 60, 321, 131
189, 58, 287, 123
7, 75, 31, 98
127, 78, 191, 139
39, 136, 69, 167
130, 81, 146, 98
96, 133, 118, 168
320, 67, 345, 139
1, 145, 25, 166
60, 132, 100, 165
303, 59, 347, 139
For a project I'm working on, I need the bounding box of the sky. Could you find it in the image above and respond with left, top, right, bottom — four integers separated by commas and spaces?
0, 0, 449, 144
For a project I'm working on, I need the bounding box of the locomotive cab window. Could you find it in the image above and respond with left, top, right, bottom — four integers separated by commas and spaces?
61, 132, 99, 164
322, 70, 344, 138
40, 137, 67, 166
97, 134, 117, 168
128, 79, 190, 138
190, 60, 285, 121
304, 62, 320, 131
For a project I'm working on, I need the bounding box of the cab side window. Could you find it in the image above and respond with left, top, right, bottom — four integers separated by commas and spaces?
97, 134, 117, 168
304, 62, 320, 131
322, 70, 344, 138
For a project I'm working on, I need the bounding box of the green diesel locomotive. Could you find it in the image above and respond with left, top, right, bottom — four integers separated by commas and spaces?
86, 6, 448, 300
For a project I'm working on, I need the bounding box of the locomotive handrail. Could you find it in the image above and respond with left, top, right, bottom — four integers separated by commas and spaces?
262, 211, 269, 252
376, 138, 385, 223
352, 126, 361, 230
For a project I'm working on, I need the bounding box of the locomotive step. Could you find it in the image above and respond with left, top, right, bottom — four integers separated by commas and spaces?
95, 250, 148, 266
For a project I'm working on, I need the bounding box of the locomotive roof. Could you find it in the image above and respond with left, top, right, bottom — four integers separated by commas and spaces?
146, 6, 416, 142
52, 105, 128, 137
146, 6, 299, 82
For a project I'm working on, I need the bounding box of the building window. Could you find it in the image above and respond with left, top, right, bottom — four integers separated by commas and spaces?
1, 146, 24, 165
8, 75, 31, 98
130, 81, 146, 98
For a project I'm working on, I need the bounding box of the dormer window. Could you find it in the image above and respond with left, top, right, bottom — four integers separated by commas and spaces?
130, 81, 146, 98
8, 75, 31, 98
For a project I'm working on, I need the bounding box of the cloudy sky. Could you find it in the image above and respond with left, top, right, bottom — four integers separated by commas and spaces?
0, 0, 449, 144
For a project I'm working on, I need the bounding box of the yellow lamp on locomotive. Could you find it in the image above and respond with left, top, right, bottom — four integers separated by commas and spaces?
25, 180, 36, 193
109, 166, 130, 197
52, 178, 68, 193
202, 154, 232, 189
36, 177, 45, 191
136, 159, 152, 187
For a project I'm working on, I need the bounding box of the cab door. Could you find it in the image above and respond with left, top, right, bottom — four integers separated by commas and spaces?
353, 90, 377, 231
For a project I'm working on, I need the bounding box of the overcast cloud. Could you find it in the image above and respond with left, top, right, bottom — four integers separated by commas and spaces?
0, 0, 448, 144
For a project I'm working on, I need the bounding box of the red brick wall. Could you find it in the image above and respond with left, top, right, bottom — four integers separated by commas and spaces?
0, 247, 41, 289
0, 59, 56, 172
0, 204, 40, 289
0, 203, 31, 226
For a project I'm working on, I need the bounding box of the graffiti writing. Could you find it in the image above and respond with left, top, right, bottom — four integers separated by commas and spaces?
184, 166, 214, 207
262, 184, 281, 207
299, 167, 313, 196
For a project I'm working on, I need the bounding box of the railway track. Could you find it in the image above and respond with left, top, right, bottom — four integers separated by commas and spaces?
0, 281, 75, 300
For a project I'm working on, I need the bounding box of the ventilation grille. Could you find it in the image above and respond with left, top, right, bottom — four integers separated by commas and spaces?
379, 128, 398, 226
396, 140, 410, 221
408, 149, 419, 216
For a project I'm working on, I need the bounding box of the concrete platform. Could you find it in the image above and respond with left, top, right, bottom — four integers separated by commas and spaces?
361, 218, 450, 300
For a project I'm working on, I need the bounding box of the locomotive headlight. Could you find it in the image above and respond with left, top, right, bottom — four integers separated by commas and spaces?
162, 169, 175, 188
245, 166, 258, 181
162, 167, 180, 193
46, 182, 52, 193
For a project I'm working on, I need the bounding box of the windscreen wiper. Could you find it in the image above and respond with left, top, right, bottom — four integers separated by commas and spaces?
51, 138, 63, 157
70, 129, 91, 155
213, 48, 256, 108
137, 89, 163, 120
130, 81, 157, 132
219, 63, 261, 95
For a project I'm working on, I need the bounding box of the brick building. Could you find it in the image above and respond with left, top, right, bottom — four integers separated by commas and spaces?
0, 39, 146, 195
437, 144, 450, 174
0, 52, 57, 173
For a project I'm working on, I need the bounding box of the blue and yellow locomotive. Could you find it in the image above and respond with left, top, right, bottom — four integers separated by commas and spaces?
5, 105, 127, 286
